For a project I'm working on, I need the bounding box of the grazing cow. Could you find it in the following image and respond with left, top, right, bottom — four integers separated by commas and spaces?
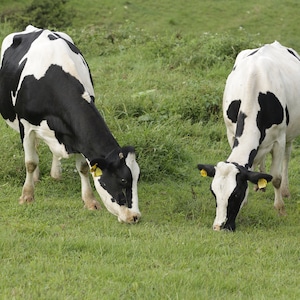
198, 41, 300, 231
0, 25, 141, 223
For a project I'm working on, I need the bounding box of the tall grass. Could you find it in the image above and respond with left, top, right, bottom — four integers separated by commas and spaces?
0, 1, 300, 299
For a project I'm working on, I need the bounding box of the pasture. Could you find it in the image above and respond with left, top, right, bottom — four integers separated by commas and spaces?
0, 0, 300, 299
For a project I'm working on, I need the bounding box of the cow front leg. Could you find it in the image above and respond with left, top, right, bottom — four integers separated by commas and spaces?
75, 154, 101, 210
20, 132, 39, 204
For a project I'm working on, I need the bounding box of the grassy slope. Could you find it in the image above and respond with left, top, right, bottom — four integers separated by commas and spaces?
69, 0, 300, 48
1, 1, 300, 299
1, 0, 299, 47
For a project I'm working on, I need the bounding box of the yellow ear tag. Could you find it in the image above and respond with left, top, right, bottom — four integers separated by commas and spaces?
94, 167, 102, 177
258, 178, 267, 189
90, 164, 102, 177
200, 169, 207, 177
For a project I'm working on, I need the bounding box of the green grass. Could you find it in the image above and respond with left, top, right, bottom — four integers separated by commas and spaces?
1, 1, 300, 299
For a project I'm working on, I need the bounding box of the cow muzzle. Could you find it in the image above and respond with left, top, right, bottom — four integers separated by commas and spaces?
213, 223, 225, 231
213, 221, 235, 232
118, 209, 141, 224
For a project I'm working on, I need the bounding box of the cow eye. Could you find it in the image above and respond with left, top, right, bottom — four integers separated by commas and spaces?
121, 178, 127, 184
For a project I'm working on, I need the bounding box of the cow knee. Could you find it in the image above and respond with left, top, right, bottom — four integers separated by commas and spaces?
79, 162, 89, 175
26, 161, 37, 173
272, 176, 281, 189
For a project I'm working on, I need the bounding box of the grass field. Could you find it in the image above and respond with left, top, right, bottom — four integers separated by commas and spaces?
0, 1, 300, 299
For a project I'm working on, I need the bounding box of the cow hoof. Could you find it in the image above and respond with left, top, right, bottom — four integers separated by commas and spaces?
19, 195, 34, 204
276, 206, 287, 216
84, 200, 101, 210
281, 191, 291, 198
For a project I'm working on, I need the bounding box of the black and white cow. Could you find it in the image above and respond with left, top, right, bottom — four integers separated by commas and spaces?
198, 41, 300, 231
0, 25, 141, 223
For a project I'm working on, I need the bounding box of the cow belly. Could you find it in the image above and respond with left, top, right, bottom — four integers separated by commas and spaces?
20, 119, 69, 159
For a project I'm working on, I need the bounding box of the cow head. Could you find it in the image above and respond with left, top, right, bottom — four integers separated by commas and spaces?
197, 162, 272, 231
90, 146, 141, 223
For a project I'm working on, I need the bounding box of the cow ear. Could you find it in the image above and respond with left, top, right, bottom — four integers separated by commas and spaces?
197, 164, 216, 177
90, 158, 108, 170
120, 146, 136, 157
246, 171, 273, 188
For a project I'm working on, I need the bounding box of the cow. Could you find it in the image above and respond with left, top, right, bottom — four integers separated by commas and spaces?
198, 41, 300, 231
0, 25, 141, 223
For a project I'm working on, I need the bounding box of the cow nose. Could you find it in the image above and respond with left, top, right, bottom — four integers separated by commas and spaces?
213, 224, 222, 231
213, 222, 225, 231
133, 215, 138, 222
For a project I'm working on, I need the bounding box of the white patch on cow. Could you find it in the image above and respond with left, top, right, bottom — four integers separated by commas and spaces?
25, 25, 74, 44
20, 119, 69, 160
211, 162, 240, 229
82, 91, 92, 103
25, 25, 40, 33
9, 27, 94, 106
125, 152, 140, 214
5, 116, 19, 132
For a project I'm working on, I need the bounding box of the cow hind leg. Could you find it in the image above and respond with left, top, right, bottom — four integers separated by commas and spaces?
50, 154, 62, 180
75, 154, 101, 210
20, 132, 39, 204
280, 141, 292, 198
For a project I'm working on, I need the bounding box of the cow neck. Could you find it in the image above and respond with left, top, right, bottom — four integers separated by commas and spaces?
226, 121, 261, 169
80, 117, 120, 161
60, 100, 120, 161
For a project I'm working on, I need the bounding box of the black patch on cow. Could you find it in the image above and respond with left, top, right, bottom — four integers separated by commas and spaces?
285, 106, 290, 126
224, 168, 248, 231
226, 99, 241, 123
97, 153, 133, 208
246, 149, 258, 169
257, 91, 284, 144
48, 34, 57, 40
287, 49, 300, 61
14, 64, 117, 157
247, 49, 259, 57
89, 146, 136, 208
233, 138, 239, 148
0, 31, 43, 122
232, 111, 247, 149
236, 111, 247, 137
